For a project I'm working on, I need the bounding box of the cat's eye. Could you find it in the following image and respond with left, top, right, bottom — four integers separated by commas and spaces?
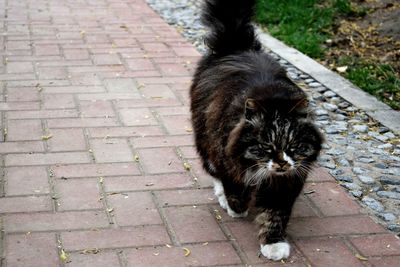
245, 145, 270, 160
260, 144, 272, 153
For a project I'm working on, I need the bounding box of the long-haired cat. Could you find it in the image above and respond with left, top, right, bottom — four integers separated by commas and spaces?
190, 0, 323, 261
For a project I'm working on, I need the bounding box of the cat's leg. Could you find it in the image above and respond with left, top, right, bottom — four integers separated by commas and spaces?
213, 178, 228, 210
213, 178, 251, 218
255, 208, 291, 261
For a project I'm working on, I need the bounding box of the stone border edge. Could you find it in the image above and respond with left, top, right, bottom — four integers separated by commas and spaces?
256, 29, 400, 135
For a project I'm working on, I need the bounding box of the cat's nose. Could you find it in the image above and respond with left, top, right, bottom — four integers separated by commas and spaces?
277, 161, 287, 168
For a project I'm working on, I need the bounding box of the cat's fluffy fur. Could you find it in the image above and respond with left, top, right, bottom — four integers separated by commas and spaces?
190, 0, 323, 261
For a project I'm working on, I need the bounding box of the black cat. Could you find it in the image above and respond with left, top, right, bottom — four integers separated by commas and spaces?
190, 0, 323, 261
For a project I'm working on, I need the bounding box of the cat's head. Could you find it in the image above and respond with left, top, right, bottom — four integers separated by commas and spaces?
227, 98, 323, 185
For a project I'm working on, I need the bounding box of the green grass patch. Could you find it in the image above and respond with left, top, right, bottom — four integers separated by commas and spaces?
255, 0, 400, 110
255, 0, 351, 58
345, 62, 400, 109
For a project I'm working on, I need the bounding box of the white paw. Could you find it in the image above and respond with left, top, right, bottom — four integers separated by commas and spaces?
227, 207, 248, 218
213, 179, 248, 217
213, 179, 227, 209
213, 179, 224, 196
260, 241, 290, 261
217, 192, 228, 210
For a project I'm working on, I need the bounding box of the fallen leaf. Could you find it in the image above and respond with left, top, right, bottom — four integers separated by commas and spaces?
336, 66, 348, 73
355, 253, 368, 261
213, 209, 222, 221
60, 249, 69, 263
41, 134, 53, 140
183, 162, 191, 171
81, 248, 100, 254
182, 247, 191, 257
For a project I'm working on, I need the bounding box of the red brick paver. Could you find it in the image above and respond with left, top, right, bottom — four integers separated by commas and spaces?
1, 0, 399, 266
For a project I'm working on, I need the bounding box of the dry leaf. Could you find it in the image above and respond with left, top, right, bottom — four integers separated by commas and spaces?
355, 253, 368, 261
213, 209, 222, 221
183, 162, 191, 171
81, 248, 100, 254
60, 249, 69, 263
182, 247, 191, 257
336, 66, 348, 73
304, 190, 315, 195
41, 134, 53, 140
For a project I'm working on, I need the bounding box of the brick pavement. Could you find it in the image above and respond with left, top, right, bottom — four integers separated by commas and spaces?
0, 0, 399, 266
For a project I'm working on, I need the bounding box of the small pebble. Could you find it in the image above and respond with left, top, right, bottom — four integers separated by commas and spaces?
350, 190, 363, 198
352, 167, 369, 175
323, 91, 336, 98
377, 191, 400, 200
377, 213, 397, 222
352, 125, 368, 133
338, 159, 351, 167
309, 82, 321, 88
379, 176, 400, 185
358, 175, 375, 185
341, 182, 362, 191
322, 103, 338, 112
361, 196, 384, 212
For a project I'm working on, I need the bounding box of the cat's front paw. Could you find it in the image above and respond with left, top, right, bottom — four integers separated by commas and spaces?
260, 241, 290, 261
227, 207, 248, 218
217, 194, 248, 218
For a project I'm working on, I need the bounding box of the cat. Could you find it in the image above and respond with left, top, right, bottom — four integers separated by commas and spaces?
190, 0, 323, 261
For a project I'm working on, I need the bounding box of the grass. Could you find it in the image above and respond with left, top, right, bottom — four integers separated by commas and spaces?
255, 0, 352, 58
255, 0, 400, 110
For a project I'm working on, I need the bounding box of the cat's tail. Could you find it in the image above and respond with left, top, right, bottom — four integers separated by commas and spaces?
202, 0, 261, 56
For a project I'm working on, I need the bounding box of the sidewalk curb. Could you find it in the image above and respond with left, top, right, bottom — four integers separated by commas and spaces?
256, 29, 400, 135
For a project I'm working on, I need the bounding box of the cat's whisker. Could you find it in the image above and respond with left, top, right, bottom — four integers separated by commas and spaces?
240, 162, 266, 176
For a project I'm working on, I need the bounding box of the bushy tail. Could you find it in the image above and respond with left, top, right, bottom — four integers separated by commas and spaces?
202, 0, 261, 56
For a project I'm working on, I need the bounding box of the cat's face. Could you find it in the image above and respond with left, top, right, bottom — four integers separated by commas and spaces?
235, 110, 322, 185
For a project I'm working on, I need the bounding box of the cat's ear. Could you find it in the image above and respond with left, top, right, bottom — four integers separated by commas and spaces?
245, 98, 257, 119
289, 98, 309, 114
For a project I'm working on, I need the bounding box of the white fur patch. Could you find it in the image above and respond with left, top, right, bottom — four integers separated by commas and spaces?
213, 179, 228, 210
213, 179, 248, 218
267, 160, 273, 171
283, 152, 294, 167
227, 207, 248, 218
260, 241, 290, 261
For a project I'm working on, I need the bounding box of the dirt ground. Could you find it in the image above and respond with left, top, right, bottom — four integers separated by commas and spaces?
325, 0, 399, 71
